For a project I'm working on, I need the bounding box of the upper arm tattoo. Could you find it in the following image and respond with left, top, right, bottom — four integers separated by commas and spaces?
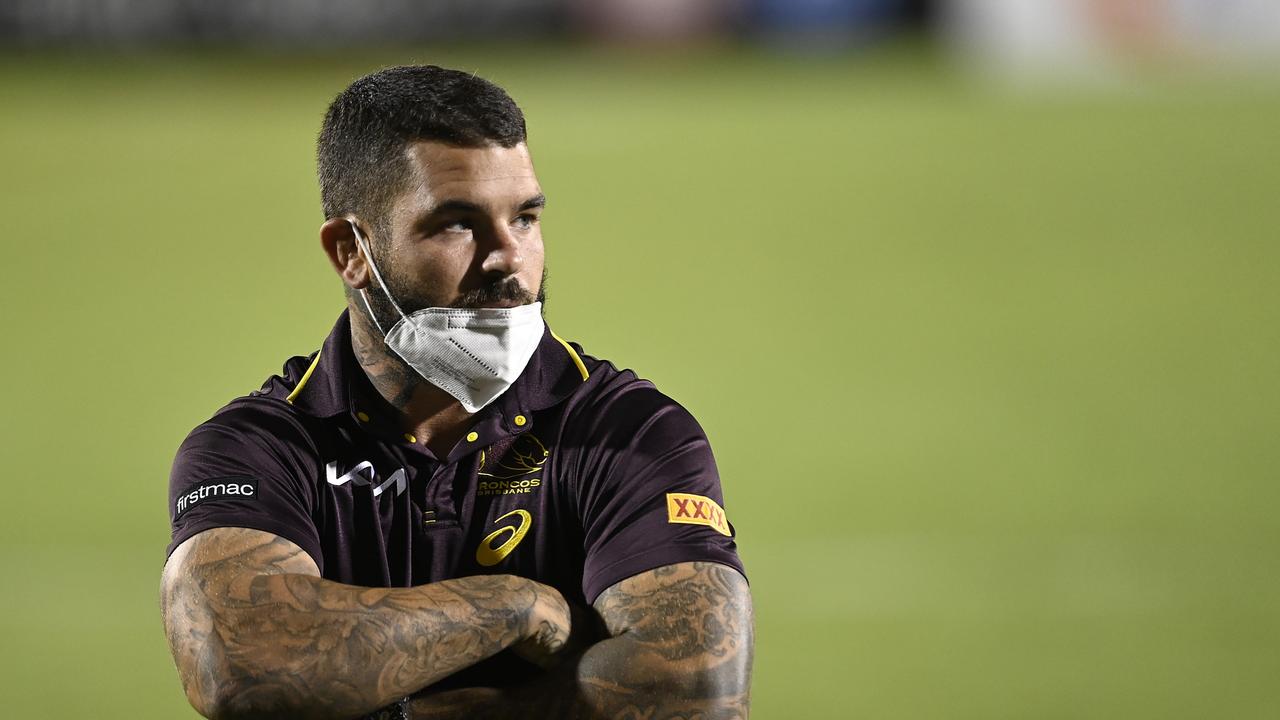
160, 528, 319, 714
588, 561, 755, 718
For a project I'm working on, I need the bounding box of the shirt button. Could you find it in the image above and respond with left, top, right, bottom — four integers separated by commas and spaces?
403, 433, 417, 443
514, 414, 527, 427
356, 411, 370, 423
466, 431, 479, 442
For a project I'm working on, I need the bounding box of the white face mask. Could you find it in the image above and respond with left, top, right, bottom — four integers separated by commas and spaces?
349, 221, 544, 413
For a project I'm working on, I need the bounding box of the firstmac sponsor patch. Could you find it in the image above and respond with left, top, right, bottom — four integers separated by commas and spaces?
666, 492, 731, 536
174, 477, 258, 521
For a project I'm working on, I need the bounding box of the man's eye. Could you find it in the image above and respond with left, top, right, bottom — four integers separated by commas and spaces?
444, 220, 472, 232
513, 214, 539, 229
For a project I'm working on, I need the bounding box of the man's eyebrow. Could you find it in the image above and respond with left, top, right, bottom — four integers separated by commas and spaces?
425, 199, 485, 217
420, 194, 545, 219
518, 194, 547, 212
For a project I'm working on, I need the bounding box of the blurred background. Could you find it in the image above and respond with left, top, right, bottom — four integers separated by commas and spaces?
2, 1, 1278, 717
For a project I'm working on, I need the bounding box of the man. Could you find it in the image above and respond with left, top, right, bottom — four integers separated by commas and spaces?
160, 65, 753, 719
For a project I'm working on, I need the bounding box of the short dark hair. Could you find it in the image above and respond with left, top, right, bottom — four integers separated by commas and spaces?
317, 65, 527, 235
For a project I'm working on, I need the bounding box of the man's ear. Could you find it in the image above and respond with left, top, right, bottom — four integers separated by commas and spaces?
320, 217, 371, 289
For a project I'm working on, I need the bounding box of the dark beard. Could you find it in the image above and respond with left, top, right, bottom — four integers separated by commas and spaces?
362, 266, 549, 330
449, 271, 545, 309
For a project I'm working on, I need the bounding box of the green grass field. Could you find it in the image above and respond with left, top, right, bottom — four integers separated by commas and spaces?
2, 46, 1278, 718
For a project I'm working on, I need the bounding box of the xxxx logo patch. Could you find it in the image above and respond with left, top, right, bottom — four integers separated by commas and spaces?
666, 493, 731, 537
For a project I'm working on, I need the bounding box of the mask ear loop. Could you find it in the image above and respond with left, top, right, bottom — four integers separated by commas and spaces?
357, 285, 386, 336
348, 220, 405, 336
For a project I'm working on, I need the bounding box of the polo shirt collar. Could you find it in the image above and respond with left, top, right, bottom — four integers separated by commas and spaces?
289, 309, 589, 440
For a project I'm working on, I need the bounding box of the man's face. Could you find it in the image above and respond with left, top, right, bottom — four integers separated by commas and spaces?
366, 141, 546, 316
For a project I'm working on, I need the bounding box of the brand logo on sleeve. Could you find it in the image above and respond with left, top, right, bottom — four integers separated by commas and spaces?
666, 493, 731, 536
475, 509, 533, 566
174, 477, 258, 520
325, 460, 407, 498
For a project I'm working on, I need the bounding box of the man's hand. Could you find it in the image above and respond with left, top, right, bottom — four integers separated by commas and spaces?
161, 527, 573, 720
509, 579, 573, 669
510, 597, 607, 670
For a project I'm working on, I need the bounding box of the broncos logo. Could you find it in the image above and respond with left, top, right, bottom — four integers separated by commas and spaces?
478, 433, 549, 480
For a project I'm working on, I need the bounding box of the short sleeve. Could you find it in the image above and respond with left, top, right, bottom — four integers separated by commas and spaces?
166, 400, 324, 571
573, 384, 745, 603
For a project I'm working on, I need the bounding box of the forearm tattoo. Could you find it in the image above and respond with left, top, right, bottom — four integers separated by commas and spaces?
161, 528, 551, 719
408, 561, 755, 720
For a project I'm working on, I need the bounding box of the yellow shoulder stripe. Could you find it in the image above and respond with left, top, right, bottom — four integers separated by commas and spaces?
549, 330, 589, 381
285, 350, 322, 405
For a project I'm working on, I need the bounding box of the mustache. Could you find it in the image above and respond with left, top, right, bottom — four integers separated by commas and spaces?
450, 276, 538, 309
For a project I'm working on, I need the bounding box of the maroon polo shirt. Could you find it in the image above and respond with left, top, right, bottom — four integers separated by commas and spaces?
166, 310, 744, 612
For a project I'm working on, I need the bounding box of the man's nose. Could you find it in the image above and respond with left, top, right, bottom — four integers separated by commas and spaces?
479, 222, 523, 277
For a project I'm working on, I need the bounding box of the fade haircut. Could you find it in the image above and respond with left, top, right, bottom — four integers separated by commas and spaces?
317, 65, 527, 238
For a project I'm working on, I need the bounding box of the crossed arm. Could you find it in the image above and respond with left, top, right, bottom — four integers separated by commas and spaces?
407, 561, 754, 720
161, 527, 570, 719
161, 527, 754, 720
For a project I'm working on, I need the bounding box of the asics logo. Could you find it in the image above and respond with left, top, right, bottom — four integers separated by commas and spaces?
475, 509, 532, 566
